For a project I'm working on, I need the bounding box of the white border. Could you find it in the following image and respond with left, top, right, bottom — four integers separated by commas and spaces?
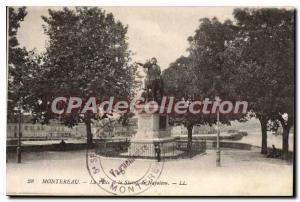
2, 0, 298, 6
0, 1, 298, 201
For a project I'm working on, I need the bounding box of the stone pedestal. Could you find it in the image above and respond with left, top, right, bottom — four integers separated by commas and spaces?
132, 113, 171, 140
128, 109, 177, 157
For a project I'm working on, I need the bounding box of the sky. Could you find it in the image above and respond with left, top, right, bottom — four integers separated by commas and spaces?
17, 6, 235, 69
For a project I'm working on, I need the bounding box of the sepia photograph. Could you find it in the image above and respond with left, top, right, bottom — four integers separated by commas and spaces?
6, 5, 295, 196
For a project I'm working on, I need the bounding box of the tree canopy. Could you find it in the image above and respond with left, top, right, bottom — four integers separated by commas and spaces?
31, 7, 138, 147
8, 7, 39, 122
224, 8, 294, 157
163, 9, 294, 159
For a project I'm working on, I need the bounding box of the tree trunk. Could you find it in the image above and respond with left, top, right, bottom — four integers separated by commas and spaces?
282, 125, 291, 160
85, 118, 93, 149
187, 125, 193, 158
278, 115, 292, 160
259, 116, 268, 154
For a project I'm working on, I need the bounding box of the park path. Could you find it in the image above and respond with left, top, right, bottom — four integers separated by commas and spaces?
7, 148, 293, 196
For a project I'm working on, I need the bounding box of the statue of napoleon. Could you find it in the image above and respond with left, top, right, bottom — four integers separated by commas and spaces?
137, 57, 164, 101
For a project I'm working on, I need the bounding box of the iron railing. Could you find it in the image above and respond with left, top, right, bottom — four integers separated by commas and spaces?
94, 139, 206, 159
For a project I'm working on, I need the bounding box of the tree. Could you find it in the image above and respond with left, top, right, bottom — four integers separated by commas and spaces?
163, 18, 247, 156
187, 18, 239, 100
163, 56, 244, 157
33, 7, 138, 148
8, 7, 30, 120
163, 56, 203, 155
225, 8, 294, 158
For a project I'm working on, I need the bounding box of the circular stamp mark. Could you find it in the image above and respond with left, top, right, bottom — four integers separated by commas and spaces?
86, 145, 164, 195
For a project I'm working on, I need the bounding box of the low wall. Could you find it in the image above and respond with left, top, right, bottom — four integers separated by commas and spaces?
177, 132, 247, 142
206, 141, 252, 150
7, 143, 87, 153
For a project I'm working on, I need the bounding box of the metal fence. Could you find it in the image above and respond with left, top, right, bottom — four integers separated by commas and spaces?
95, 139, 130, 157
94, 139, 206, 159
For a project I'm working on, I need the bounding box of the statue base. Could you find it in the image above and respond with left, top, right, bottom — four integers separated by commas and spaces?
126, 108, 182, 158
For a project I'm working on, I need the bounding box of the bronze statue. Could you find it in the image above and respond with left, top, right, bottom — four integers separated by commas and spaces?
137, 57, 164, 101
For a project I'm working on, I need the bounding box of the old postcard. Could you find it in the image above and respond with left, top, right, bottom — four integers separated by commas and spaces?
6, 6, 294, 196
